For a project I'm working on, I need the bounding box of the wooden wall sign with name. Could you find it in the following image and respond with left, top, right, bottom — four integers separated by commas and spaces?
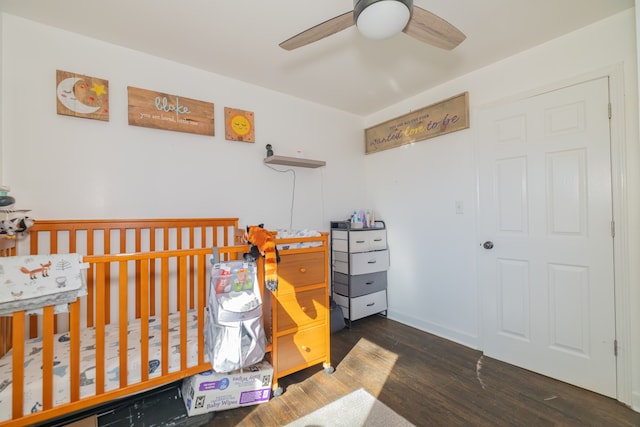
127, 86, 214, 136
365, 92, 469, 154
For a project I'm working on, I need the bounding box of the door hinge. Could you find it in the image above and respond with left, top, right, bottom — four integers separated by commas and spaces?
608, 103, 612, 119
611, 221, 615, 238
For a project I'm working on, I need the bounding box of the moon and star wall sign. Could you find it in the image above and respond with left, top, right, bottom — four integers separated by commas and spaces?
56, 70, 109, 121
224, 107, 255, 143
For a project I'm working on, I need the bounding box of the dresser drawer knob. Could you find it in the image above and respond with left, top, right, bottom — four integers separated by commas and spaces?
299, 267, 307, 273
301, 345, 310, 352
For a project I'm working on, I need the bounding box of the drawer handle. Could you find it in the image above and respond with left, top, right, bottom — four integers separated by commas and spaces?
373, 238, 383, 242
365, 281, 374, 285
366, 302, 376, 307
301, 345, 311, 352
299, 267, 307, 273
367, 260, 377, 264
356, 240, 366, 244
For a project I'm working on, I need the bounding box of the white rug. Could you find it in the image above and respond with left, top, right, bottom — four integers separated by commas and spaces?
284, 388, 414, 427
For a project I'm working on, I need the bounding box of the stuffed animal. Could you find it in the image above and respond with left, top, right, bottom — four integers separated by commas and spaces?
0, 219, 16, 236
244, 224, 280, 291
11, 216, 34, 233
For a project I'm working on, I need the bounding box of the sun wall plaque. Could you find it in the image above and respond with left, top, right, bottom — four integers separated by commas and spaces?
127, 86, 214, 136
56, 70, 109, 121
224, 107, 255, 143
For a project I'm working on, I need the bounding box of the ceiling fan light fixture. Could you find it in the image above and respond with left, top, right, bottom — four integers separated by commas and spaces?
354, 0, 412, 40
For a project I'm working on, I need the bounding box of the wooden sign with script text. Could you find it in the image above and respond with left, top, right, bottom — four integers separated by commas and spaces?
128, 86, 214, 136
365, 92, 469, 154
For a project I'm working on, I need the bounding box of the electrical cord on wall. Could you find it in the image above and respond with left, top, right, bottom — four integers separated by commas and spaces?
264, 164, 296, 229
320, 166, 326, 230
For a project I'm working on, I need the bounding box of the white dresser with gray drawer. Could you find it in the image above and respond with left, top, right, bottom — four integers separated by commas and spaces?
330, 220, 389, 326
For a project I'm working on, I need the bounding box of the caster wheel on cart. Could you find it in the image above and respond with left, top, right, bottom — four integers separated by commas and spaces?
324, 366, 335, 375
273, 386, 284, 397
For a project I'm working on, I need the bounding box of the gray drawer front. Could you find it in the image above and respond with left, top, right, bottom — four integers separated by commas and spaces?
333, 271, 387, 298
351, 271, 387, 296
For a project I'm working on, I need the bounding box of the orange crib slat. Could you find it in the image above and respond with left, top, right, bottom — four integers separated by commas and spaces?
179, 255, 188, 371
161, 257, 170, 376
42, 306, 55, 410
197, 252, 207, 366
29, 315, 38, 340
119, 260, 129, 389
149, 261, 157, 316
70, 300, 81, 402
95, 263, 106, 395
11, 311, 25, 420
87, 232, 95, 328
140, 259, 149, 383
134, 227, 141, 320
104, 231, 111, 326
189, 227, 195, 310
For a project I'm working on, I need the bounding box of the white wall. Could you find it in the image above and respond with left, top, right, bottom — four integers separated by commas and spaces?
0, 13, 367, 231
365, 9, 639, 408
634, 1, 640, 411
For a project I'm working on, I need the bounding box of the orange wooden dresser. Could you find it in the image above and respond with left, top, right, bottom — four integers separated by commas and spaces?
263, 233, 332, 395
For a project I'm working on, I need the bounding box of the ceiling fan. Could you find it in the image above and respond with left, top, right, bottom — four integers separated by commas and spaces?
279, 0, 466, 51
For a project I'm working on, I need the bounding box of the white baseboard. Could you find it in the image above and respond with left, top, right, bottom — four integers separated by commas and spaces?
632, 390, 640, 413
386, 309, 480, 350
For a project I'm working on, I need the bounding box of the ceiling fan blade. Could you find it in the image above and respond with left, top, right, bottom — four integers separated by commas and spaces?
279, 11, 355, 51
403, 6, 466, 50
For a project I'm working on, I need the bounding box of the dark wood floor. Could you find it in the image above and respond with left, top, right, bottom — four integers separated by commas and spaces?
211, 315, 640, 427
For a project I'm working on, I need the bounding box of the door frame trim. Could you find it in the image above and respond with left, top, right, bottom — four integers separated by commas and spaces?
475, 63, 631, 405
608, 63, 632, 407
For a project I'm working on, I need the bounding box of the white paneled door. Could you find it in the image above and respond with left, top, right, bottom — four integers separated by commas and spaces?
477, 77, 616, 397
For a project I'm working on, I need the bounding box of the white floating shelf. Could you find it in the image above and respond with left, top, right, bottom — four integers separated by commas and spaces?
264, 155, 326, 168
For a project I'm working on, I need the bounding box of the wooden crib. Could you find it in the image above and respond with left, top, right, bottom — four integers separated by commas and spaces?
0, 218, 255, 427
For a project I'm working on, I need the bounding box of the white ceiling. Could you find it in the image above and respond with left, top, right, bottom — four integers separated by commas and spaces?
0, 0, 634, 116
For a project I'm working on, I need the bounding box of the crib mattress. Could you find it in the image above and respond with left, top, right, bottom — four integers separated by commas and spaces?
0, 310, 204, 421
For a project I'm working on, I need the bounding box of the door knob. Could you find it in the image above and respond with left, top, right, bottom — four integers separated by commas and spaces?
483, 241, 494, 249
